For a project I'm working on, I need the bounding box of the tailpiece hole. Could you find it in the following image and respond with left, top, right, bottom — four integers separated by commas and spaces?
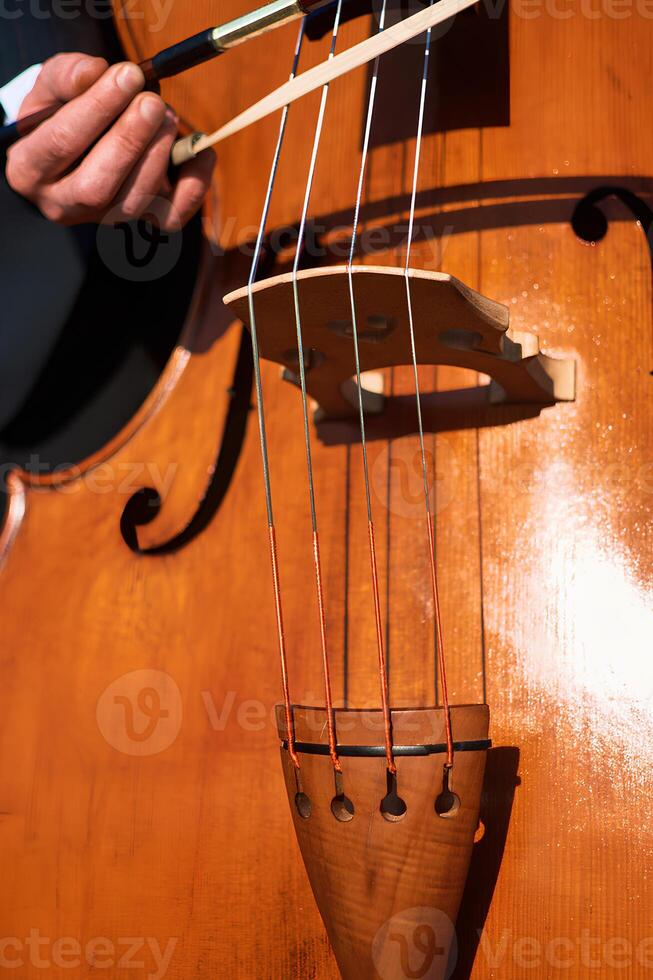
435, 767, 461, 818
331, 794, 355, 822
380, 771, 407, 822
295, 792, 312, 820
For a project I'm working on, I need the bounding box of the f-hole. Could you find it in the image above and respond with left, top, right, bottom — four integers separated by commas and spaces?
572, 186, 653, 248
572, 186, 653, 377
118, 327, 253, 555
118, 236, 283, 556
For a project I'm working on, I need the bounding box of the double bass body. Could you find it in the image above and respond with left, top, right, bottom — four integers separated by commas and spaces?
0, 1, 652, 977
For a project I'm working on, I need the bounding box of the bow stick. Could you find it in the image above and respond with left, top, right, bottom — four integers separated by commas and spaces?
172, 0, 478, 164
0, 0, 333, 150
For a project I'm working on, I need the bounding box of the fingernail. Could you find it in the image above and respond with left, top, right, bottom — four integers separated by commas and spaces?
165, 107, 179, 126
140, 94, 165, 124
116, 63, 144, 94
71, 57, 95, 88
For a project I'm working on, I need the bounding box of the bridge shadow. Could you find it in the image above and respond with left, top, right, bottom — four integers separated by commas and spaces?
316, 387, 542, 444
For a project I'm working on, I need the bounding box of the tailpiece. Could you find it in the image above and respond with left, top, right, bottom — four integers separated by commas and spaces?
277, 704, 490, 980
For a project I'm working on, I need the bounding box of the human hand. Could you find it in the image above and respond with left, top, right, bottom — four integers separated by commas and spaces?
5, 53, 215, 229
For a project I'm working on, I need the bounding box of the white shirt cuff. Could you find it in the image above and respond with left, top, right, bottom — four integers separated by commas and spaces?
0, 64, 43, 125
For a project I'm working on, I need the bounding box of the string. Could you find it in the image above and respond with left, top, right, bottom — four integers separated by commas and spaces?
291, 0, 345, 773
403, 3, 454, 769
345, 0, 396, 776
173, 0, 479, 162
247, 24, 306, 770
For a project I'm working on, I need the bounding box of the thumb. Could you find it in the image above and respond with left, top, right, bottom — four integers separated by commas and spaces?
18, 53, 108, 117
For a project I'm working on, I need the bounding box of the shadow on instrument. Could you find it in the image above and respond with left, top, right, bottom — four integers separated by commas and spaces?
317, 387, 542, 444
452, 746, 521, 980
265, 176, 653, 265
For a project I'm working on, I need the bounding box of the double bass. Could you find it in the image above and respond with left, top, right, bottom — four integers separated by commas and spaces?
1, 0, 652, 976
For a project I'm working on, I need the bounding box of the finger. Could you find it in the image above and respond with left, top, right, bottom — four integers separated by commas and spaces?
18, 53, 108, 116
8, 62, 145, 187
148, 146, 216, 231
107, 109, 178, 222
53, 92, 168, 222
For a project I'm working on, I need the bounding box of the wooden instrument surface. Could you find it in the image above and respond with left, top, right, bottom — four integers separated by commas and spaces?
0, 2, 652, 977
